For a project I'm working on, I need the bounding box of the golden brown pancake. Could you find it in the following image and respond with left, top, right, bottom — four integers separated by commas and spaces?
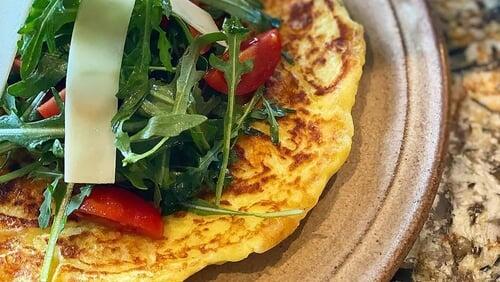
0, 0, 365, 280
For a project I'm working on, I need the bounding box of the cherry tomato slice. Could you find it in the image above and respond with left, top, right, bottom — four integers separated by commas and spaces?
37, 89, 66, 119
204, 29, 282, 96
74, 185, 164, 239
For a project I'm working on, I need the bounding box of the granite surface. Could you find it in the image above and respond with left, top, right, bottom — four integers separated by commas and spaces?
394, 0, 499, 281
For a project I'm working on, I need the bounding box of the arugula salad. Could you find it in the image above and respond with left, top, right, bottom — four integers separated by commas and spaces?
0, 0, 300, 279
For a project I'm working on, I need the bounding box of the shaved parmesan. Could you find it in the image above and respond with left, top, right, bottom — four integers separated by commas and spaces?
64, 0, 135, 184
0, 0, 32, 91
171, 0, 226, 46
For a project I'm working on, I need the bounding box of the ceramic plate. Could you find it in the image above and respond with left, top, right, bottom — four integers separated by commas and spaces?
190, 0, 449, 280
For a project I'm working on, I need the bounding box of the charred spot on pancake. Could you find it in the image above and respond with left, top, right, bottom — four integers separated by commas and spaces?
327, 37, 348, 52
220, 200, 232, 206
325, 0, 335, 11
0, 214, 38, 229
173, 211, 188, 218
307, 122, 322, 142
251, 200, 288, 211
290, 153, 313, 170
289, 1, 314, 30
228, 182, 263, 196
59, 239, 80, 258
313, 57, 327, 66
0, 178, 46, 220
286, 118, 323, 146
233, 145, 246, 161
193, 218, 205, 225
310, 18, 356, 95
267, 69, 311, 107
283, 2, 359, 97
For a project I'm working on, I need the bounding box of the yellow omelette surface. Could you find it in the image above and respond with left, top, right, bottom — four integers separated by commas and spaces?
0, 0, 365, 280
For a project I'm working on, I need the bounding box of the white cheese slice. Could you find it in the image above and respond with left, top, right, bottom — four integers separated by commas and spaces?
0, 0, 32, 91
64, 0, 135, 183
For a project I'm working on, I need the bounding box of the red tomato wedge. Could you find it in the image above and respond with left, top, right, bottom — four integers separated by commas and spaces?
74, 185, 164, 239
204, 29, 282, 96
38, 89, 66, 119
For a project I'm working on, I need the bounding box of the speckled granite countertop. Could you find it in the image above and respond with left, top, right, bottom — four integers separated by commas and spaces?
394, 0, 499, 281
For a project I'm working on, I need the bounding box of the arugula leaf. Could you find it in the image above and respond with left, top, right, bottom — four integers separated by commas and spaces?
189, 88, 222, 153
183, 199, 304, 218
250, 97, 294, 144
160, 87, 263, 213
150, 81, 175, 105
2, 90, 18, 115
233, 87, 264, 137
193, 88, 222, 116
138, 80, 175, 117
64, 185, 93, 223
40, 182, 73, 281
244, 0, 264, 9
157, 30, 174, 72
38, 176, 62, 228
0, 142, 20, 155
0, 162, 41, 184
40, 183, 92, 282
152, 149, 170, 207
118, 160, 154, 190
120, 32, 226, 165
130, 114, 207, 141
20, 91, 46, 122
19, 0, 79, 78
0, 114, 64, 151
211, 18, 251, 205
173, 32, 226, 114
176, 36, 223, 153
152, 0, 174, 72
153, 150, 170, 186
198, 0, 280, 30
161, 143, 222, 213
187, 112, 212, 152
263, 98, 280, 144
112, 0, 161, 159
8, 53, 67, 98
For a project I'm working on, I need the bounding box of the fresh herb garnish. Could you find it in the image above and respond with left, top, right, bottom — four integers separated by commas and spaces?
0, 113, 64, 151
117, 32, 226, 165
210, 18, 251, 205
38, 176, 63, 228
0, 161, 41, 184
183, 199, 303, 218
8, 52, 67, 98
251, 97, 294, 144
40, 183, 92, 282
19, 0, 79, 79
112, 0, 160, 163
